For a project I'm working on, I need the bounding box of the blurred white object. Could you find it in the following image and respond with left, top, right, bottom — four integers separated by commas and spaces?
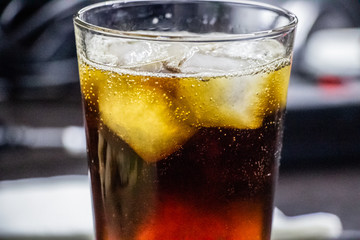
62, 126, 87, 155
0, 176, 93, 239
272, 208, 343, 240
0, 176, 343, 239
282, 0, 321, 53
303, 28, 360, 76
0, 125, 87, 156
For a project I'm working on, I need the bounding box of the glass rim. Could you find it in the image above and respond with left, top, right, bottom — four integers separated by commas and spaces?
74, 0, 298, 42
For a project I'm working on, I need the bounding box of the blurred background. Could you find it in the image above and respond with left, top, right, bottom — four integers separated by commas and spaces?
0, 0, 359, 239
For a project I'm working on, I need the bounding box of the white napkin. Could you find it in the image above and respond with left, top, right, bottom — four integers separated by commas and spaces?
0, 175, 343, 239
0, 176, 93, 239
272, 208, 343, 240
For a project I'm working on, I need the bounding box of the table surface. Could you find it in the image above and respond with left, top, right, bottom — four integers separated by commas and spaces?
275, 167, 360, 230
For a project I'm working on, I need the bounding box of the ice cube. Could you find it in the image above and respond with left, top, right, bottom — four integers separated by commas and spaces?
177, 64, 291, 129
110, 41, 168, 69
162, 44, 198, 73
85, 35, 119, 66
174, 53, 247, 73
85, 34, 199, 73
85, 34, 165, 70
165, 39, 286, 74
207, 40, 285, 61
91, 68, 196, 162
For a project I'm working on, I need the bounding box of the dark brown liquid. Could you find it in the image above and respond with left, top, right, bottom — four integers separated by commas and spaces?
84, 101, 283, 240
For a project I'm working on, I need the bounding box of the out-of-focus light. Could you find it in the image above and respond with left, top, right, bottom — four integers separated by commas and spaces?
303, 28, 360, 77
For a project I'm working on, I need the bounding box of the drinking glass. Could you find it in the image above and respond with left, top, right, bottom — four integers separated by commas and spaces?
74, 1, 297, 240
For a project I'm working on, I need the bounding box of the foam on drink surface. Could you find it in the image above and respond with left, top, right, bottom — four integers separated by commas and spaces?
78, 33, 291, 162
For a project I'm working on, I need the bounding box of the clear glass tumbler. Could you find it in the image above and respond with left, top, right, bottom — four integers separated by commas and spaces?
74, 1, 297, 240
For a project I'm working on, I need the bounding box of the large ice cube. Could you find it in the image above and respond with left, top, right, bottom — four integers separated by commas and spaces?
171, 53, 248, 73
85, 34, 197, 73
177, 64, 291, 129
206, 40, 285, 61
162, 39, 286, 74
85, 35, 168, 71
167, 39, 291, 129
87, 66, 197, 162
